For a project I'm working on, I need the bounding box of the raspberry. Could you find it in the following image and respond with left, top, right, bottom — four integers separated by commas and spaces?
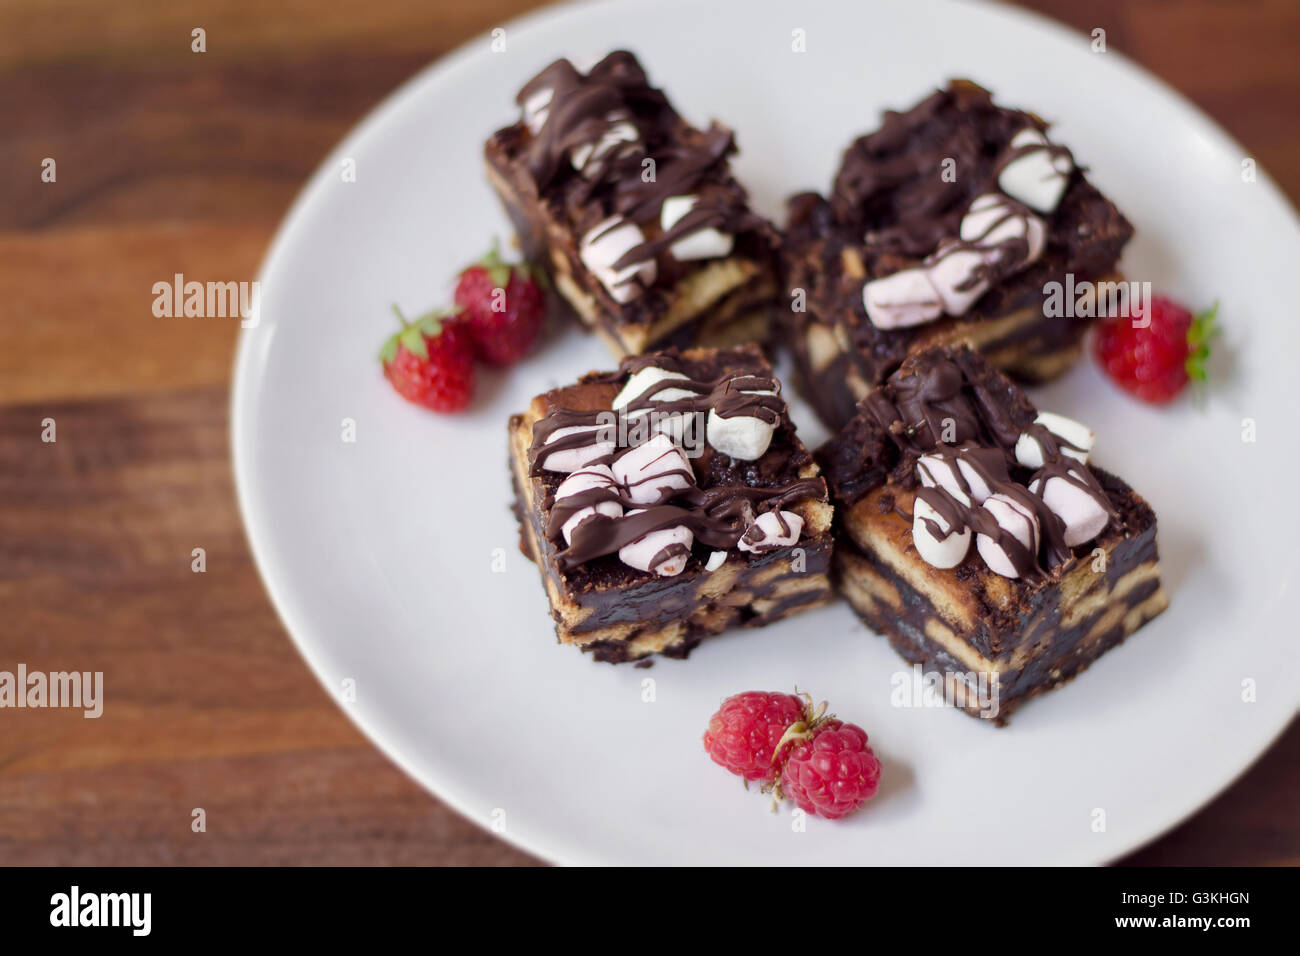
379, 306, 476, 413
1092, 295, 1218, 404
702, 691, 805, 782
454, 242, 547, 366
779, 719, 882, 820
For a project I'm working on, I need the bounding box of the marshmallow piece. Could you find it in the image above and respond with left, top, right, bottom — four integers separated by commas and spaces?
706, 401, 776, 461
554, 465, 623, 545
1037, 411, 1093, 462
660, 195, 734, 261
571, 114, 639, 176
613, 366, 694, 411
522, 87, 553, 134
737, 510, 804, 553
925, 243, 990, 316
918, 452, 993, 504
912, 496, 972, 569
960, 193, 1046, 268
1015, 411, 1094, 468
997, 128, 1073, 214
956, 458, 995, 504
862, 268, 944, 329
618, 510, 692, 576
976, 493, 1040, 578
580, 217, 657, 303
538, 425, 615, 473
614, 365, 697, 442
612, 433, 694, 505
704, 550, 727, 572
1031, 472, 1109, 547
916, 454, 972, 506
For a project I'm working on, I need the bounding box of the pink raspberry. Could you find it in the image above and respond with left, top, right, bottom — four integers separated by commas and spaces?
702, 691, 805, 782
779, 719, 881, 820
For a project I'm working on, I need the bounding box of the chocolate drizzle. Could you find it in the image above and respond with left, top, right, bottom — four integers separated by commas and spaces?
528, 350, 824, 572
832, 82, 1065, 258
865, 347, 1115, 579
508, 52, 768, 283
923, 193, 1038, 288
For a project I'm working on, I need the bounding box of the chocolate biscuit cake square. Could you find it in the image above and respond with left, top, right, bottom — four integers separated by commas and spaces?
818, 345, 1167, 722
485, 51, 781, 357
509, 345, 833, 662
784, 79, 1135, 430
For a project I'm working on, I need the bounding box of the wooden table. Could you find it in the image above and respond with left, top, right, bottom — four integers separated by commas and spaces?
1, 0, 1295, 866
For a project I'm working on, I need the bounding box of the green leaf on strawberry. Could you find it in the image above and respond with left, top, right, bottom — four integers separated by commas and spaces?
1184, 300, 1219, 383
462, 238, 548, 290
380, 303, 461, 367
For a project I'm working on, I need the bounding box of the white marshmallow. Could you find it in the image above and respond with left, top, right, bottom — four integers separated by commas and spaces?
618, 510, 692, 576
580, 217, 657, 303
612, 433, 694, 505
912, 496, 972, 569
916, 454, 972, 506
571, 114, 639, 176
706, 399, 777, 461
704, 550, 727, 572
925, 243, 990, 316
554, 465, 623, 545
1040, 411, 1093, 462
956, 458, 995, 504
660, 195, 734, 261
1014, 411, 1094, 468
614, 366, 697, 443
997, 128, 1073, 214
960, 193, 1046, 268
522, 87, 553, 134
976, 493, 1040, 579
538, 425, 615, 473
737, 510, 804, 553
862, 268, 944, 329
613, 366, 694, 410
1031, 472, 1109, 547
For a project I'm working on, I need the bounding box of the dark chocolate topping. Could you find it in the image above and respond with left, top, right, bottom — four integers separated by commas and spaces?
528, 348, 825, 573
782, 80, 1133, 390
831, 81, 1074, 260
841, 346, 1115, 579
511, 51, 762, 241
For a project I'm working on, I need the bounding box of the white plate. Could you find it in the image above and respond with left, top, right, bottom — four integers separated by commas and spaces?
233, 0, 1300, 865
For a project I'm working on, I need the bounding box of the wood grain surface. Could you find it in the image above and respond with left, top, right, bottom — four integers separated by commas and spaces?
0, 0, 1295, 866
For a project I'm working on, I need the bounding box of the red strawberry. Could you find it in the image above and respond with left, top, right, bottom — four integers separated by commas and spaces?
379, 305, 475, 412
454, 241, 547, 365
1093, 296, 1218, 404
